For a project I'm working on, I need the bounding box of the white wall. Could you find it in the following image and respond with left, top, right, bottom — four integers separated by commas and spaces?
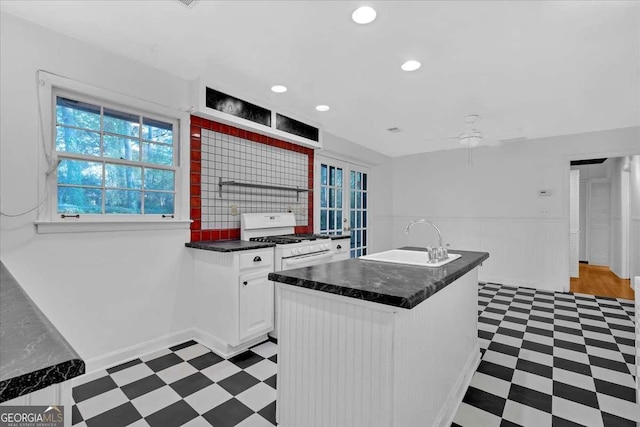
0, 12, 195, 366
390, 127, 640, 291
319, 133, 394, 255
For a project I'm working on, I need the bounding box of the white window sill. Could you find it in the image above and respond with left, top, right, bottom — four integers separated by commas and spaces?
34, 219, 192, 234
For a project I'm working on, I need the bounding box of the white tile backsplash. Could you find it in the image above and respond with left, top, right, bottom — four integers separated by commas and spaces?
200, 129, 309, 230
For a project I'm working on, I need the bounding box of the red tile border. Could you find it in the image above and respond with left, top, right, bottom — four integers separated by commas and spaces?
229, 228, 240, 239
189, 115, 315, 241
190, 149, 201, 162
191, 116, 204, 127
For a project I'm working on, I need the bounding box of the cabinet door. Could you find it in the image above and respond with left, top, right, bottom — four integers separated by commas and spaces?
239, 271, 274, 342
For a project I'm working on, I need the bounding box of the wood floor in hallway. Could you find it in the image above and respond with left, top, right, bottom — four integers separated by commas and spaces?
570, 263, 634, 299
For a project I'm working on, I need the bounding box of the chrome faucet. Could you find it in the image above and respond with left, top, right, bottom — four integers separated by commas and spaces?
405, 219, 449, 263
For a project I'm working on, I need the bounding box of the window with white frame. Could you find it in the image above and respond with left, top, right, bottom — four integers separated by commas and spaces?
53, 91, 178, 217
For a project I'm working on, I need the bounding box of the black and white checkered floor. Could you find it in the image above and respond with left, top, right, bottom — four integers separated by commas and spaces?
72, 283, 637, 427
453, 283, 637, 427
72, 340, 278, 427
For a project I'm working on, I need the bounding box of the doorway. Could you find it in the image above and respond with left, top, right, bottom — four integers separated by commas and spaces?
315, 155, 370, 258
568, 156, 634, 298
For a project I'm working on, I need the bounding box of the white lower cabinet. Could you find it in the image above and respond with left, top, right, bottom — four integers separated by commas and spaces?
239, 270, 274, 343
190, 248, 274, 358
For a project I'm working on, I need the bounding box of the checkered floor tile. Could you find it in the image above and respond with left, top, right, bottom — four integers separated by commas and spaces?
72, 340, 277, 427
454, 282, 638, 427
72, 283, 637, 427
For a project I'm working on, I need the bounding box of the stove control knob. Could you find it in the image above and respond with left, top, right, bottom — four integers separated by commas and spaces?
322, 243, 330, 250
310, 245, 318, 252
300, 246, 310, 254
291, 248, 299, 255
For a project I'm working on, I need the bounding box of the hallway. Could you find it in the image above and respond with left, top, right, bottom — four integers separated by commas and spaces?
571, 264, 634, 299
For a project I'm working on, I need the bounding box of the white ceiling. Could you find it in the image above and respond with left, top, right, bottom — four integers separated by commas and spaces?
2, 0, 639, 157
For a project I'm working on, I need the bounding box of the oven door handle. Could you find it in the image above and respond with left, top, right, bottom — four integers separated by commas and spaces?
284, 251, 335, 266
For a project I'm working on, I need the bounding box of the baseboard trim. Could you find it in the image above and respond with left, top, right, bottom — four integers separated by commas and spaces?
435, 343, 481, 427
72, 328, 271, 387
75, 328, 196, 385
480, 275, 566, 293
579, 260, 589, 264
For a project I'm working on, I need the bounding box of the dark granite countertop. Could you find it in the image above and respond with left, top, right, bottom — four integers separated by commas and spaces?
268, 247, 489, 309
0, 262, 85, 402
328, 234, 351, 240
185, 240, 276, 252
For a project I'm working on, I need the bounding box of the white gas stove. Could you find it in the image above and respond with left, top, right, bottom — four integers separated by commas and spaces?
240, 213, 334, 271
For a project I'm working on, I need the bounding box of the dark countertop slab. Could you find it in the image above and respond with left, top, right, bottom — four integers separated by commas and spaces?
186, 240, 276, 252
328, 234, 351, 240
268, 247, 489, 309
0, 261, 85, 402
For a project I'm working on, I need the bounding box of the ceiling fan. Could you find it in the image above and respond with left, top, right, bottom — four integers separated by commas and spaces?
424, 114, 523, 165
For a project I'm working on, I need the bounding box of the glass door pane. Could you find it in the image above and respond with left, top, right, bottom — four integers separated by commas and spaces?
317, 160, 345, 235
349, 168, 368, 258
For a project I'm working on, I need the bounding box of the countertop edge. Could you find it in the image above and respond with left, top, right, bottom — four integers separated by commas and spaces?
185, 241, 276, 252
269, 272, 412, 308
269, 249, 489, 309
0, 261, 86, 403
0, 358, 86, 403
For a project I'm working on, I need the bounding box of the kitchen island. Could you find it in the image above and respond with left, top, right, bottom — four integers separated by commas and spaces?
268, 247, 489, 427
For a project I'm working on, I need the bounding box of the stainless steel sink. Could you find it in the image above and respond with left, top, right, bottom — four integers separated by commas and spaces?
359, 249, 461, 267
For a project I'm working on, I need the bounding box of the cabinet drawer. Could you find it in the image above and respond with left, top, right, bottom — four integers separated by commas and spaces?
239, 250, 274, 271
332, 239, 349, 251
332, 239, 351, 261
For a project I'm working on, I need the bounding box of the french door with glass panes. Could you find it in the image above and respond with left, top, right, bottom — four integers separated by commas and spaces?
315, 156, 369, 258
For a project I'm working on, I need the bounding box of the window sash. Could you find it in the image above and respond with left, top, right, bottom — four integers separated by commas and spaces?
52, 89, 179, 217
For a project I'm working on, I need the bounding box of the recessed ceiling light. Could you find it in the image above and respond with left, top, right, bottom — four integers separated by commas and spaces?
401, 60, 421, 72
352, 6, 377, 24
315, 105, 330, 112
271, 85, 287, 93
